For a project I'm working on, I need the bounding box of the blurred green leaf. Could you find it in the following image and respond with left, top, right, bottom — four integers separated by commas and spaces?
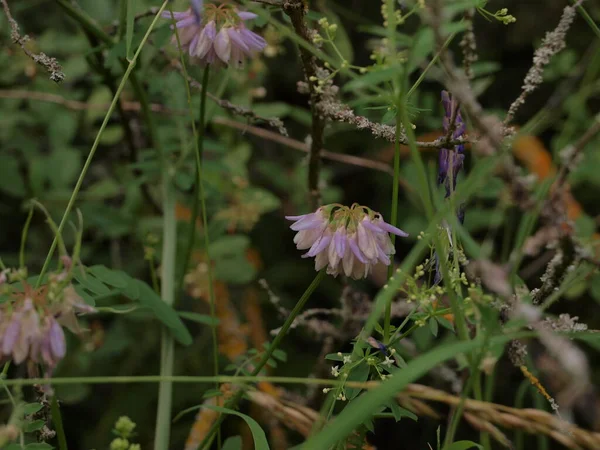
135, 280, 193, 346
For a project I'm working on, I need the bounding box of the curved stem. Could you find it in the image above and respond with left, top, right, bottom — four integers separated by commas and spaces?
197, 270, 326, 450
37, 1, 169, 287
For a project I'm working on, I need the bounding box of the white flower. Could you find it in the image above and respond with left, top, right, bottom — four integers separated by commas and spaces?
382, 356, 394, 367
331, 365, 340, 377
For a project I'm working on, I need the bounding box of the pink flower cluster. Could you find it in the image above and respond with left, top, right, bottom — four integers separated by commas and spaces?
0, 274, 95, 372
162, 1, 266, 67
286, 205, 408, 279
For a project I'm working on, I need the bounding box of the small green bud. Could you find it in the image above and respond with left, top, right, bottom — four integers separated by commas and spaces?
110, 438, 130, 450
115, 416, 136, 438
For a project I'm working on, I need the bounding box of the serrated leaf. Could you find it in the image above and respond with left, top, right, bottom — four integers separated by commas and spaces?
135, 280, 192, 346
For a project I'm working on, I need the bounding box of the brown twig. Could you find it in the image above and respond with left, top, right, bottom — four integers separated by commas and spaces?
163, 51, 288, 136
0, 89, 396, 177
283, 0, 327, 210
1, 0, 64, 82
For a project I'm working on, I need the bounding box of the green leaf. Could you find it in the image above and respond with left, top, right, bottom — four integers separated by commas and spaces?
24, 444, 55, 450
176, 405, 270, 450
302, 334, 524, 448
73, 271, 112, 297
88, 265, 129, 289
408, 28, 434, 73
178, 311, 220, 326
22, 419, 46, 432
325, 353, 344, 361
342, 65, 402, 92
222, 436, 243, 450
387, 401, 418, 422
445, 441, 484, 450
345, 361, 370, 400
22, 402, 43, 415
135, 280, 192, 346
73, 285, 96, 307
429, 317, 439, 337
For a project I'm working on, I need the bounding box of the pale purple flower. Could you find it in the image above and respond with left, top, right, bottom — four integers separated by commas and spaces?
163, 2, 266, 67
438, 90, 466, 197
286, 205, 408, 280
0, 273, 95, 373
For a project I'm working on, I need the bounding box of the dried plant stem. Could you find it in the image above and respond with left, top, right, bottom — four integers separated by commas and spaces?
0, 90, 397, 176
283, 0, 326, 209
1, 0, 64, 82
504, 1, 582, 126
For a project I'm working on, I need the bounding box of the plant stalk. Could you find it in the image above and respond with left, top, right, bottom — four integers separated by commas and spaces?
196, 270, 326, 450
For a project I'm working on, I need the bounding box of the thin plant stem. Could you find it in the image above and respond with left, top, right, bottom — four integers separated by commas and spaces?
384, 112, 402, 344
177, 65, 210, 298
442, 334, 490, 449
51, 396, 68, 450
154, 180, 177, 450
196, 270, 326, 450
571, 0, 600, 40
19, 204, 34, 269
166, 8, 220, 442
37, 1, 169, 287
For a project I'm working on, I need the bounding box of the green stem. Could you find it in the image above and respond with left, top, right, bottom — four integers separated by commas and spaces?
571, 0, 600, 40
54, 0, 113, 44
197, 270, 326, 450
177, 65, 210, 298
384, 113, 402, 344
397, 95, 469, 343
154, 181, 177, 450
167, 8, 220, 441
19, 204, 34, 269
51, 396, 68, 450
38, 1, 169, 287
442, 341, 487, 449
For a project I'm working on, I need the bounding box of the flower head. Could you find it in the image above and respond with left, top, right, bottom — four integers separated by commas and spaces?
0, 263, 95, 374
438, 90, 465, 197
286, 204, 408, 280
162, 1, 266, 67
